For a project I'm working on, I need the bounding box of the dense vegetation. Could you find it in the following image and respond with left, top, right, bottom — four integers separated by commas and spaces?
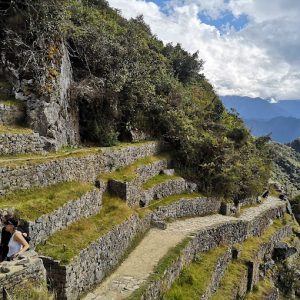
0, 0, 271, 199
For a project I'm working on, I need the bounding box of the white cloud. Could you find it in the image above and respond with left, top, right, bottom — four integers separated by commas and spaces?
107, 0, 300, 99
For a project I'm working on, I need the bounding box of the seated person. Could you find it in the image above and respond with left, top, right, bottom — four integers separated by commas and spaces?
2, 218, 29, 261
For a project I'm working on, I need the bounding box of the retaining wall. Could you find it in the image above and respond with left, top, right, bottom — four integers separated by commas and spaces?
0, 132, 48, 155
0, 141, 162, 195
27, 188, 102, 246
0, 103, 24, 125
0, 251, 46, 295
108, 158, 169, 207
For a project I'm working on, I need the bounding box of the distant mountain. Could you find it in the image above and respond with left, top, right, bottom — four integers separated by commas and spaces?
220, 96, 300, 143
221, 96, 291, 119
245, 117, 300, 143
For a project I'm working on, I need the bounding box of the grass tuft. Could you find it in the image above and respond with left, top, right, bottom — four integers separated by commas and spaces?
164, 246, 228, 300
142, 174, 181, 190
0, 182, 94, 221
36, 192, 133, 264
98, 154, 169, 182
0, 124, 32, 134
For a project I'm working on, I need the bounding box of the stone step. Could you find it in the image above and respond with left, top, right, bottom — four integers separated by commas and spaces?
99, 154, 171, 207
0, 99, 26, 126
38, 196, 286, 299
0, 141, 163, 196
128, 202, 290, 300
140, 174, 197, 207
0, 182, 101, 246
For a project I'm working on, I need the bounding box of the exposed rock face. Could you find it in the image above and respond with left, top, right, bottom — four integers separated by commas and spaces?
26, 44, 80, 148
0, 103, 25, 125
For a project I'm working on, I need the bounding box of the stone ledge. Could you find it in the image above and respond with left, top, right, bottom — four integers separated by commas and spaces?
107, 157, 170, 207
27, 188, 102, 246
128, 201, 288, 300
0, 141, 163, 195
0, 132, 49, 155
40, 198, 287, 299
140, 177, 195, 207
0, 250, 46, 294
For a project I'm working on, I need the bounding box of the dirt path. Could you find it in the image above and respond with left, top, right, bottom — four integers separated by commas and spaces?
84, 197, 284, 300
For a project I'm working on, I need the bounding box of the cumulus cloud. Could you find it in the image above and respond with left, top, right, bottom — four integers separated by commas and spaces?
107, 0, 300, 99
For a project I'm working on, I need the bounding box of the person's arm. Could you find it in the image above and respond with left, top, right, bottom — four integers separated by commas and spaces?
13, 231, 29, 257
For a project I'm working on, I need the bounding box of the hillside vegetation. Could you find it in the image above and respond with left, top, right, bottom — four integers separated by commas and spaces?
0, 0, 271, 200
271, 142, 300, 196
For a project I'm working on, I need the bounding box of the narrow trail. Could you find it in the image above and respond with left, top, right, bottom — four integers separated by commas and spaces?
84, 197, 284, 300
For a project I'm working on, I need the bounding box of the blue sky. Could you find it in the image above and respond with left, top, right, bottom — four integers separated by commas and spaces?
109, 0, 300, 100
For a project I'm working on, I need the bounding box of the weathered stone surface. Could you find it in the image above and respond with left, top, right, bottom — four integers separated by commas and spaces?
25, 43, 80, 148
0, 251, 46, 294
24, 188, 102, 246
0, 132, 51, 155
140, 178, 191, 207
134, 201, 288, 300
0, 102, 25, 125
108, 157, 170, 207
200, 248, 232, 300
41, 214, 152, 300
152, 197, 221, 220
0, 141, 163, 195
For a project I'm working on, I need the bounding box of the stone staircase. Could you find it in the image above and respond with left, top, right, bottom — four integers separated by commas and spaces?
0, 137, 295, 300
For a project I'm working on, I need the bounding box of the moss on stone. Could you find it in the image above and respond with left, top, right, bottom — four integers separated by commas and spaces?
163, 246, 228, 300
0, 124, 32, 134
36, 192, 133, 264
0, 181, 94, 221
245, 279, 274, 300
98, 154, 169, 182
142, 174, 181, 190
147, 192, 203, 211
212, 215, 292, 300
0, 141, 156, 168
0, 98, 25, 108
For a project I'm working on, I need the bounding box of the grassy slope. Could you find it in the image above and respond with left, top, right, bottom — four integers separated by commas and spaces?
0, 124, 32, 134
142, 174, 181, 190
0, 182, 94, 220
36, 193, 133, 264
164, 246, 228, 300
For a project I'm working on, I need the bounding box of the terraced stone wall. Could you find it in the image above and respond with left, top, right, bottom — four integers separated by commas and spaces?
108, 158, 170, 207
140, 178, 191, 206
0, 103, 24, 125
0, 132, 49, 155
26, 188, 102, 246
42, 214, 152, 300
134, 205, 288, 300
0, 252, 46, 295
152, 197, 221, 220
0, 141, 162, 195
40, 196, 221, 299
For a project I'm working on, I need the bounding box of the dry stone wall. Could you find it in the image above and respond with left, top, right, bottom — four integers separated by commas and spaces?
133, 204, 288, 300
108, 158, 170, 206
0, 251, 46, 295
152, 197, 221, 220
42, 214, 152, 300
0, 141, 162, 195
26, 188, 102, 246
140, 178, 192, 206
0, 132, 50, 155
41, 199, 287, 299
0, 103, 24, 125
